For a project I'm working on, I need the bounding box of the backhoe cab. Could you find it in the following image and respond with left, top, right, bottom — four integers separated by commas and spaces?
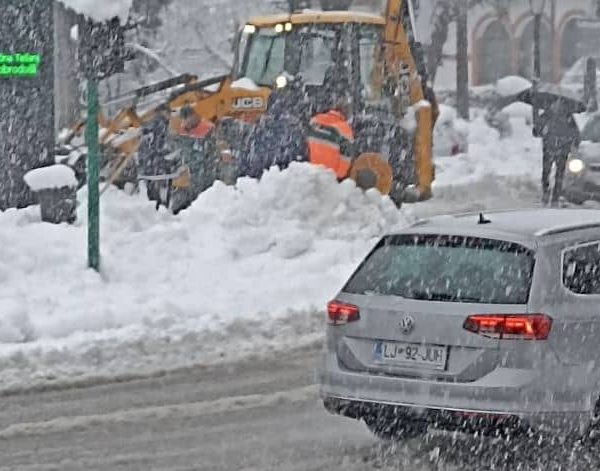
60, 1, 436, 206
219, 4, 436, 202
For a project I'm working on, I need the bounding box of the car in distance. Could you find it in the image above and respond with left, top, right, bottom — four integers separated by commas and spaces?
565, 113, 600, 204
318, 208, 600, 440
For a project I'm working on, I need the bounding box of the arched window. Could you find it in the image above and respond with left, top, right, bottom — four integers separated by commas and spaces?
478, 21, 512, 85
517, 20, 553, 82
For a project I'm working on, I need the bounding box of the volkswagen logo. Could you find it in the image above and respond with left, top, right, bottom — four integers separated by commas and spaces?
399, 315, 415, 334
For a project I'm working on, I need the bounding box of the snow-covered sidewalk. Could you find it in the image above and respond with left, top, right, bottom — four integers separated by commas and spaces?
0, 164, 406, 390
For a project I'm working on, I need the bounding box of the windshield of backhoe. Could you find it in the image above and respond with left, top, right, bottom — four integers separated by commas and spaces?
236, 24, 347, 88
237, 27, 286, 87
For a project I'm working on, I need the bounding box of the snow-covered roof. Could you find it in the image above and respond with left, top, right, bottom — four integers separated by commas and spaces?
58, 0, 132, 24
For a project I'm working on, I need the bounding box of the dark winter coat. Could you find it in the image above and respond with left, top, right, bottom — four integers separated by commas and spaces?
239, 92, 308, 179
138, 114, 174, 176
538, 109, 581, 157
175, 133, 219, 194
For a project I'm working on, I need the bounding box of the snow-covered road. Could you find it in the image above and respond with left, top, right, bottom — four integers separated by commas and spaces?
2, 343, 599, 470
0, 175, 568, 471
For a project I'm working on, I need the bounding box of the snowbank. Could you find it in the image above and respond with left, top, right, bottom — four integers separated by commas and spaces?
502, 102, 532, 120
23, 165, 77, 191
0, 163, 407, 389
437, 104, 458, 124
58, 0, 132, 23
432, 109, 542, 188
496, 76, 531, 97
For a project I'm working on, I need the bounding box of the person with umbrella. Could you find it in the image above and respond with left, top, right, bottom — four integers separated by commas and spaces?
536, 97, 581, 206
520, 85, 584, 206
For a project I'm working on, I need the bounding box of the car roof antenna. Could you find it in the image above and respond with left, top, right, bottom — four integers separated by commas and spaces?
478, 213, 491, 225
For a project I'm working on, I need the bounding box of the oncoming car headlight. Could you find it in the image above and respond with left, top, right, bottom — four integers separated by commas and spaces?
568, 158, 585, 174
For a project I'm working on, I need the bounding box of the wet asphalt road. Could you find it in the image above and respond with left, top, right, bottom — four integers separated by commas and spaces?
0, 343, 598, 471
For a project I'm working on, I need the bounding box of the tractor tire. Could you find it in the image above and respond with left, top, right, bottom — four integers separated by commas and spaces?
349, 153, 393, 195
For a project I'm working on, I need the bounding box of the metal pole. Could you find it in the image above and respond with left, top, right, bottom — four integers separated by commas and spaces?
585, 57, 598, 112
456, 0, 469, 120
532, 12, 541, 130
86, 79, 100, 271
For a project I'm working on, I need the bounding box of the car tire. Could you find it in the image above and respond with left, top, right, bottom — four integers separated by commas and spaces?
581, 397, 600, 445
569, 196, 588, 206
364, 414, 428, 441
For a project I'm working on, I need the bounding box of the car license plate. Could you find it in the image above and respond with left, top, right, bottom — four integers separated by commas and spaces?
373, 341, 448, 370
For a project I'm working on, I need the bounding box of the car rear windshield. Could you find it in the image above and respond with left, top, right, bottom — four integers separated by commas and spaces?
343, 234, 535, 304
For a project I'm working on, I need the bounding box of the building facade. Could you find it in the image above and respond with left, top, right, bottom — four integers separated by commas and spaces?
416, 0, 597, 88
470, 0, 593, 85
0, 0, 55, 210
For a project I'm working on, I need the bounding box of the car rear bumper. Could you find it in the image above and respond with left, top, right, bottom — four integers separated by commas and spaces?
317, 352, 592, 434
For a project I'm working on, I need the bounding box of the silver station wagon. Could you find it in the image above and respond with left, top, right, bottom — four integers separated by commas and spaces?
318, 209, 600, 440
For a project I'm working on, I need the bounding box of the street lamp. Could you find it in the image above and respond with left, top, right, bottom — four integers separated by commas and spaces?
529, 0, 546, 134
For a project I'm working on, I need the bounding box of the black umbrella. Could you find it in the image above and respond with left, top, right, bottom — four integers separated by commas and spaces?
517, 83, 586, 113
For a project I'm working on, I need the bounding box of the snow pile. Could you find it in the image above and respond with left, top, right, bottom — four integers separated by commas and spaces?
502, 102, 532, 121
0, 163, 407, 389
432, 109, 542, 188
58, 0, 132, 23
23, 165, 77, 191
496, 76, 531, 97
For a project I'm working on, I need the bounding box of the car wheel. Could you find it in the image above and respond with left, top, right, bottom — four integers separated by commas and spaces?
364, 414, 428, 441
571, 197, 588, 206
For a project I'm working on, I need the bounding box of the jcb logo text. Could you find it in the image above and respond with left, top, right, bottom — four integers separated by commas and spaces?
232, 97, 265, 110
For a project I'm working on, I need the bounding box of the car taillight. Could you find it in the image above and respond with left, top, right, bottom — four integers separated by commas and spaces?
463, 314, 552, 340
327, 301, 360, 326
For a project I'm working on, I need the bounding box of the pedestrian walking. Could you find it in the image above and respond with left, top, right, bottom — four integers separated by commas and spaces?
536, 98, 581, 206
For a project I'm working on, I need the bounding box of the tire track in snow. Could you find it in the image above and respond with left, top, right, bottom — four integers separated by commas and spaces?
0, 385, 318, 440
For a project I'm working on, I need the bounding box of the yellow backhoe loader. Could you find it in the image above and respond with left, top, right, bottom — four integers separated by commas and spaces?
58, 0, 438, 207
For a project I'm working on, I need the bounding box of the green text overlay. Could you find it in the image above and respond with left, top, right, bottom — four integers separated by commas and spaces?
0, 53, 41, 77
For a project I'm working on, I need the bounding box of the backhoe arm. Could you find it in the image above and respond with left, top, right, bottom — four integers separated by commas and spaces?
383, 0, 435, 201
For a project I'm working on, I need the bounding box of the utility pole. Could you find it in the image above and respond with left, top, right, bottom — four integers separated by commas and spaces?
529, 0, 546, 132
456, 0, 469, 120
77, 16, 129, 272
86, 79, 100, 271
585, 57, 598, 112
533, 10, 541, 123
